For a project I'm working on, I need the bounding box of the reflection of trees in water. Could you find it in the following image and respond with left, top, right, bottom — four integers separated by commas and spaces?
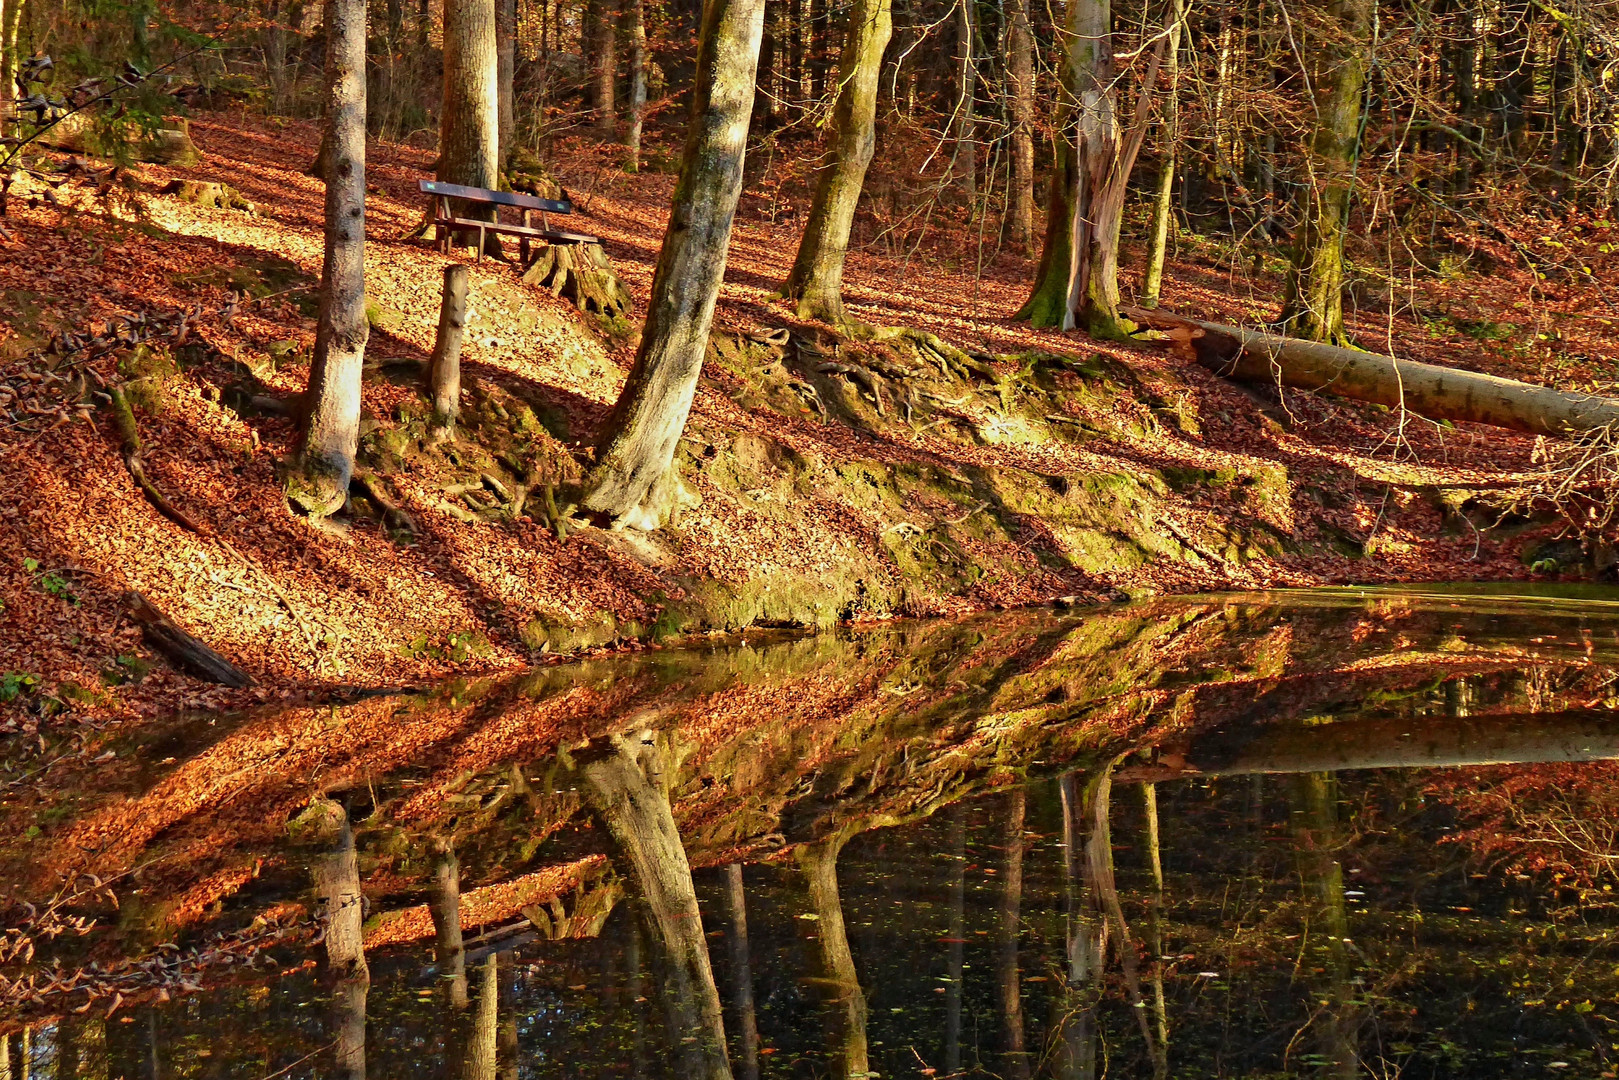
313, 803, 369, 1080
1286, 772, 1363, 1079
997, 788, 1031, 1080
721, 864, 761, 1080
797, 828, 870, 1080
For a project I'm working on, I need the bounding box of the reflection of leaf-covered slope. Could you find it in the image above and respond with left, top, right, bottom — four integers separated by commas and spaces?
7, 592, 1619, 1027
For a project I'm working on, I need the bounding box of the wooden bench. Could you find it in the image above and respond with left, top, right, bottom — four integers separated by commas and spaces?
419, 179, 599, 263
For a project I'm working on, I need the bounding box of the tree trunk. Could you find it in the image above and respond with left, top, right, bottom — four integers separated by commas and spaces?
497, 0, 517, 167
797, 834, 869, 1080
290, 0, 370, 517
581, 0, 766, 529
596, 0, 620, 135
1130, 307, 1619, 437
463, 954, 498, 1080
948, 0, 977, 199
722, 865, 761, 1080
1016, 119, 1079, 327
1064, 0, 1124, 337
624, 0, 648, 169
1140, 0, 1184, 308
1004, 0, 1035, 249
781, 0, 893, 323
314, 810, 370, 1080
996, 789, 1030, 1080
429, 264, 468, 436
441, 0, 502, 251
1277, 0, 1373, 344
572, 733, 733, 1078
429, 840, 470, 1008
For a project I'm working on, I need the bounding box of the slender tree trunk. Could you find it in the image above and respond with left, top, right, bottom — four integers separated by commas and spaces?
948, 0, 977, 198
1141, 0, 1184, 308
723, 865, 761, 1080
497, 0, 517, 167
463, 954, 499, 1080
1141, 783, 1169, 1079
1004, 0, 1035, 248
290, 0, 370, 517
781, 0, 893, 322
596, 0, 620, 135
997, 789, 1030, 1080
1278, 0, 1374, 344
315, 811, 370, 1080
441, 0, 502, 250
624, 0, 648, 169
429, 264, 468, 436
580, 0, 766, 529
791, 0, 807, 113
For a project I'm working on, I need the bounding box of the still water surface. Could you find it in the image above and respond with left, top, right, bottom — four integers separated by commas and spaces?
7, 588, 1619, 1077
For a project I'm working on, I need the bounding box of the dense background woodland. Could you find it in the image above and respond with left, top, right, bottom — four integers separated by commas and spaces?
4, 0, 1619, 719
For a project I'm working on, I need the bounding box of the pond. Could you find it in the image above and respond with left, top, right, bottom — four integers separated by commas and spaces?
5, 587, 1619, 1077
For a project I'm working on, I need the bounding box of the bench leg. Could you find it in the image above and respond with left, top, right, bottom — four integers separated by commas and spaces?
477, 225, 486, 262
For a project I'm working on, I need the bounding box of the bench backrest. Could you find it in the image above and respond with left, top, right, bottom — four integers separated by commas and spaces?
419, 179, 573, 214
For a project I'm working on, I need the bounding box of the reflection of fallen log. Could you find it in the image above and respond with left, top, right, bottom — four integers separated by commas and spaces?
1126, 307, 1619, 437
1116, 710, 1619, 783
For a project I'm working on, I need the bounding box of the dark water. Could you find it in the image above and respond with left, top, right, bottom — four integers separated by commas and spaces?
7, 588, 1619, 1077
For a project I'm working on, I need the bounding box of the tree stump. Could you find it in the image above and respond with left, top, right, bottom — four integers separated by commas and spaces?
522, 242, 633, 319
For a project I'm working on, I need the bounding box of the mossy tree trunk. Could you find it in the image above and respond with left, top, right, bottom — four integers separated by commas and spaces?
1278, 0, 1373, 344
290, 0, 370, 516
781, 0, 892, 323
572, 732, 733, 1078
1140, 0, 1183, 309
0, 0, 22, 138
1004, 0, 1035, 249
1015, 119, 1077, 327
582, 0, 766, 529
441, 0, 501, 251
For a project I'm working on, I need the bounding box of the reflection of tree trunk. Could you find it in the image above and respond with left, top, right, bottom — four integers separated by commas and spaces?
573, 733, 732, 1079
945, 806, 966, 1077
797, 833, 869, 1080
628, 918, 649, 1079
997, 789, 1030, 1080
315, 810, 370, 1080
429, 841, 470, 1009
497, 953, 518, 1080
1056, 773, 1101, 1080
1141, 783, 1169, 1080
1289, 773, 1360, 1079
722, 865, 761, 1080
464, 954, 498, 1080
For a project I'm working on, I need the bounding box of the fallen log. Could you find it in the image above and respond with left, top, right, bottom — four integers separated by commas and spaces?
122, 590, 255, 688
1125, 306, 1619, 437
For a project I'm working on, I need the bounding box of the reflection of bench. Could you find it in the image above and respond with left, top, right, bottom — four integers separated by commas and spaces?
419, 179, 599, 263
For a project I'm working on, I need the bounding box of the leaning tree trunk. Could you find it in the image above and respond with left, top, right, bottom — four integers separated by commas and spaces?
289, 0, 370, 517
581, 0, 766, 529
1004, 0, 1035, 249
1129, 308, 1619, 437
1278, 0, 1373, 344
1140, 0, 1184, 309
624, 0, 648, 170
781, 0, 893, 323
441, 0, 501, 250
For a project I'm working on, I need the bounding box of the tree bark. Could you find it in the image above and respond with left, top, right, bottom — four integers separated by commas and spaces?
581, 0, 766, 529
1278, 0, 1373, 344
291, 0, 369, 517
781, 0, 893, 323
624, 0, 648, 169
441, 0, 502, 250
497, 0, 517, 167
596, 0, 620, 135
1004, 0, 1035, 249
429, 264, 468, 436
1129, 307, 1619, 437
1140, 0, 1184, 308
572, 732, 733, 1078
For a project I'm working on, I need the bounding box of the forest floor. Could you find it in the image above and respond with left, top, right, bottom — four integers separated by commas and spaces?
4, 107, 1618, 730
